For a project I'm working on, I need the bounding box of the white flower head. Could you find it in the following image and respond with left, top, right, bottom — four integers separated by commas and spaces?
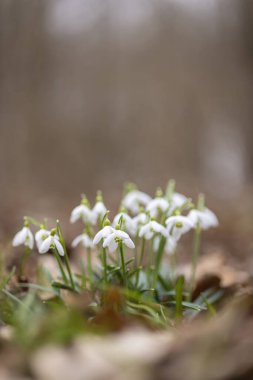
12, 224, 34, 250
93, 224, 115, 245
139, 221, 168, 240
146, 198, 169, 218
122, 190, 151, 214
130, 212, 149, 236
92, 191, 107, 222
39, 229, 64, 256
103, 229, 135, 253
72, 233, 94, 249
188, 208, 218, 230
35, 228, 50, 250
70, 196, 96, 225
112, 211, 133, 234
168, 192, 188, 213
166, 215, 194, 241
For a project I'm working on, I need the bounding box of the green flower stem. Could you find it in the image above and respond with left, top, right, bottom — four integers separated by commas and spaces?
53, 248, 69, 285
188, 223, 201, 301
170, 248, 177, 282
138, 238, 145, 267
135, 266, 142, 287
64, 250, 76, 290
81, 258, 86, 289
56, 220, 75, 290
153, 236, 167, 289
119, 243, 127, 287
87, 247, 93, 287
20, 247, 30, 277
134, 235, 139, 267
102, 247, 108, 284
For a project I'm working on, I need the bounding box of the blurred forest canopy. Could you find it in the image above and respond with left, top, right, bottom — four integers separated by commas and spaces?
0, 0, 253, 230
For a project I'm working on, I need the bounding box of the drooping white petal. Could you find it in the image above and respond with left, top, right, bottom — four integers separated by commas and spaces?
71, 234, 84, 248
103, 233, 116, 250
115, 230, 130, 240
124, 237, 135, 249
93, 226, 115, 245
188, 208, 218, 230
54, 239, 65, 256
12, 227, 27, 247
122, 190, 151, 214
166, 215, 194, 241
26, 229, 34, 249
93, 202, 107, 218
146, 198, 169, 218
35, 229, 50, 250
39, 236, 53, 254
139, 221, 167, 240
107, 239, 118, 253
70, 205, 84, 223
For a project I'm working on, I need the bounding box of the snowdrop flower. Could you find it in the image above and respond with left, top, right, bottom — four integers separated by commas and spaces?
35, 228, 50, 250
122, 190, 151, 214
72, 233, 94, 249
112, 212, 133, 234
92, 191, 107, 222
168, 192, 188, 213
70, 196, 96, 225
12, 225, 34, 249
93, 225, 115, 245
130, 212, 149, 236
188, 208, 218, 230
146, 198, 169, 218
39, 229, 64, 256
102, 229, 135, 253
139, 221, 168, 240
166, 215, 194, 241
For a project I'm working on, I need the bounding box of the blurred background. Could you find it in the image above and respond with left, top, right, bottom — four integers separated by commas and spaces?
0, 0, 253, 248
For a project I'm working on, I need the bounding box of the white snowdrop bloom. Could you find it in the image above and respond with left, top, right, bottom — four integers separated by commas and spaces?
122, 190, 151, 214
112, 213, 133, 234
92, 201, 107, 221
139, 221, 168, 240
35, 228, 50, 250
188, 208, 218, 230
72, 233, 94, 249
102, 230, 135, 253
12, 226, 34, 249
169, 192, 188, 212
165, 237, 177, 255
146, 198, 169, 218
130, 213, 149, 236
70, 204, 96, 225
39, 232, 64, 256
166, 215, 194, 241
93, 226, 115, 245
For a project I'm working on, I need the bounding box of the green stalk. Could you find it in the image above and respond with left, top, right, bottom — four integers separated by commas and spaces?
53, 248, 69, 285
64, 250, 76, 290
119, 243, 127, 287
188, 194, 204, 301
81, 258, 87, 289
153, 236, 166, 289
56, 221, 75, 290
138, 238, 145, 267
87, 247, 93, 287
188, 223, 201, 301
20, 247, 30, 278
102, 247, 108, 284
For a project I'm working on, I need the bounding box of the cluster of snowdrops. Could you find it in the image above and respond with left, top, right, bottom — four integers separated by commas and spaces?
12, 181, 218, 301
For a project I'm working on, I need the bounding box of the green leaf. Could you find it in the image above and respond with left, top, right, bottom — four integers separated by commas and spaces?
175, 275, 184, 319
